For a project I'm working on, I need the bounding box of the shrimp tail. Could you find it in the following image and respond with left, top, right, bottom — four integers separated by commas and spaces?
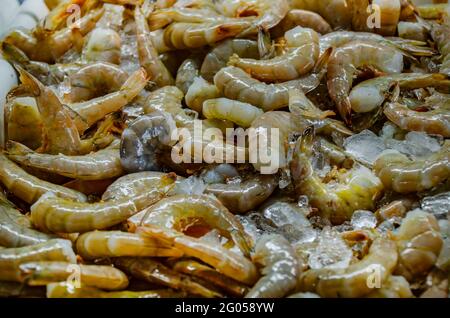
14, 65, 43, 97
1, 42, 30, 65
313, 47, 332, 73
120, 68, 149, 96
6, 140, 34, 157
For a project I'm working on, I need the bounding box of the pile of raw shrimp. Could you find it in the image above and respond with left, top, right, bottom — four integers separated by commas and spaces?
0, 0, 449, 298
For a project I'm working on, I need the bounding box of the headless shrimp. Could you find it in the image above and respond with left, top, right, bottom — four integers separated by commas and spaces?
374, 145, 450, 194
291, 127, 384, 224
135, 6, 174, 87
0, 239, 76, 282
6, 140, 124, 181
128, 194, 253, 256
202, 98, 264, 128
229, 26, 319, 82
19, 261, 129, 290
394, 210, 443, 282
299, 237, 398, 298
30, 173, 175, 233
245, 234, 298, 298
272, 9, 332, 36
327, 40, 404, 124
75, 230, 183, 260
0, 153, 87, 204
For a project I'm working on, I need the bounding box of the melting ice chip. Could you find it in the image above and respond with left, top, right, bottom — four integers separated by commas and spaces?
344, 130, 386, 166
308, 227, 352, 270
171, 176, 207, 196
385, 131, 442, 158
351, 210, 377, 229
421, 192, 450, 220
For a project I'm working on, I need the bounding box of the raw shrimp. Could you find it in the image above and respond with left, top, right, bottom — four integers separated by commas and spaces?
128, 194, 253, 256
29, 173, 176, 233
354, 0, 401, 35
417, 3, 450, 19
245, 234, 298, 298
349, 73, 450, 113
75, 230, 183, 260
46, 282, 184, 298
205, 174, 278, 214
143, 86, 193, 127
397, 21, 429, 42
65, 62, 128, 103
374, 145, 450, 194
394, 210, 443, 282
120, 111, 177, 172
200, 38, 259, 82
430, 16, 450, 76
137, 225, 259, 285
176, 55, 203, 94
19, 261, 129, 290
289, 0, 352, 29
0, 193, 55, 248
272, 9, 332, 36
83, 28, 122, 65
6, 140, 124, 181
366, 275, 413, 298
171, 259, 249, 297
202, 98, 264, 128
148, 7, 221, 30
185, 76, 221, 113
299, 237, 398, 298
0, 153, 87, 204
327, 40, 404, 124
135, 6, 174, 87
3, 8, 104, 63
114, 257, 223, 298
290, 127, 384, 224
0, 239, 76, 282
229, 26, 319, 82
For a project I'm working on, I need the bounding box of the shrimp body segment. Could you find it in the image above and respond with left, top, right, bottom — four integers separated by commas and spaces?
202, 98, 263, 128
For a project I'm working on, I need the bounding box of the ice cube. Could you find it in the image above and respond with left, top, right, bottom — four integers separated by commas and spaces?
421, 192, 450, 220
344, 130, 386, 166
279, 223, 318, 244
171, 176, 207, 196
236, 215, 261, 242
351, 210, 377, 229
385, 132, 442, 158
308, 227, 353, 270
262, 202, 311, 228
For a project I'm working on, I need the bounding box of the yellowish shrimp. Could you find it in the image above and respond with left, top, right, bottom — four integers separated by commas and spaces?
82, 27, 122, 65
46, 282, 184, 298
6, 140, 124, 181
65, 62, 128, 103
114, 257, 223, 298
417, 3, 450, 19
200, 39, 259, 82
0, 239, 76, 282
135, 6, 174, 87
431, 15, 450, 77
246, 234, 298, 298
43, 0, 100, 30
394, 210, 443, 282
205, 174, 278, 214
137, 225, 259, 285
75, 230, 184, 260
3, 8, 104, 63
0, 153, 86, 204
185, 76, 221, 113
175, 55, 203, 94
171, 259, 249, 297
0, 193, 55, 248
272, 9, 332, 36
202, 98, 264, 128
30, 173, 176, 233
143, 86, 193, 127
128, 194, 253, 256
229, 26, 319, 82
327, 40, 404, 124
366, 275, 413, 298
148, 7, 221, 30
299, 237, 398, 298
374, 145, 450, 194
19, 261, 129, 291
289, 0, 352, 29
291, 127, 384, 224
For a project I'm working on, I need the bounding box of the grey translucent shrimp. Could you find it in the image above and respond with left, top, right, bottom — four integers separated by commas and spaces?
327, 40, 404, 124
0, 193, 55, 248
394, 210, 443, 282
272, 9, 332, 37
6, 140, 124, 181
0, 153, 87, 204
202, 98, 264, 128
291, 127, 384, 224
128, 194, 253, 256
200, 38, 259, 82
175, 55, 202, 94
299, 237, 398, 298
114, 257, 223, 298
246, 234, 298, 298
430, 14, 450, 76
205, 174, 278, 214
75, 230, 183, 260
135, 6, 174, 87
229, 26, 319, 82
3, 8, 104, 63
19, 261, 129, 290
0, 239, 76, 282
374, 144, 450, 194
29, 173, 176, 233
120, 111, 177, 172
